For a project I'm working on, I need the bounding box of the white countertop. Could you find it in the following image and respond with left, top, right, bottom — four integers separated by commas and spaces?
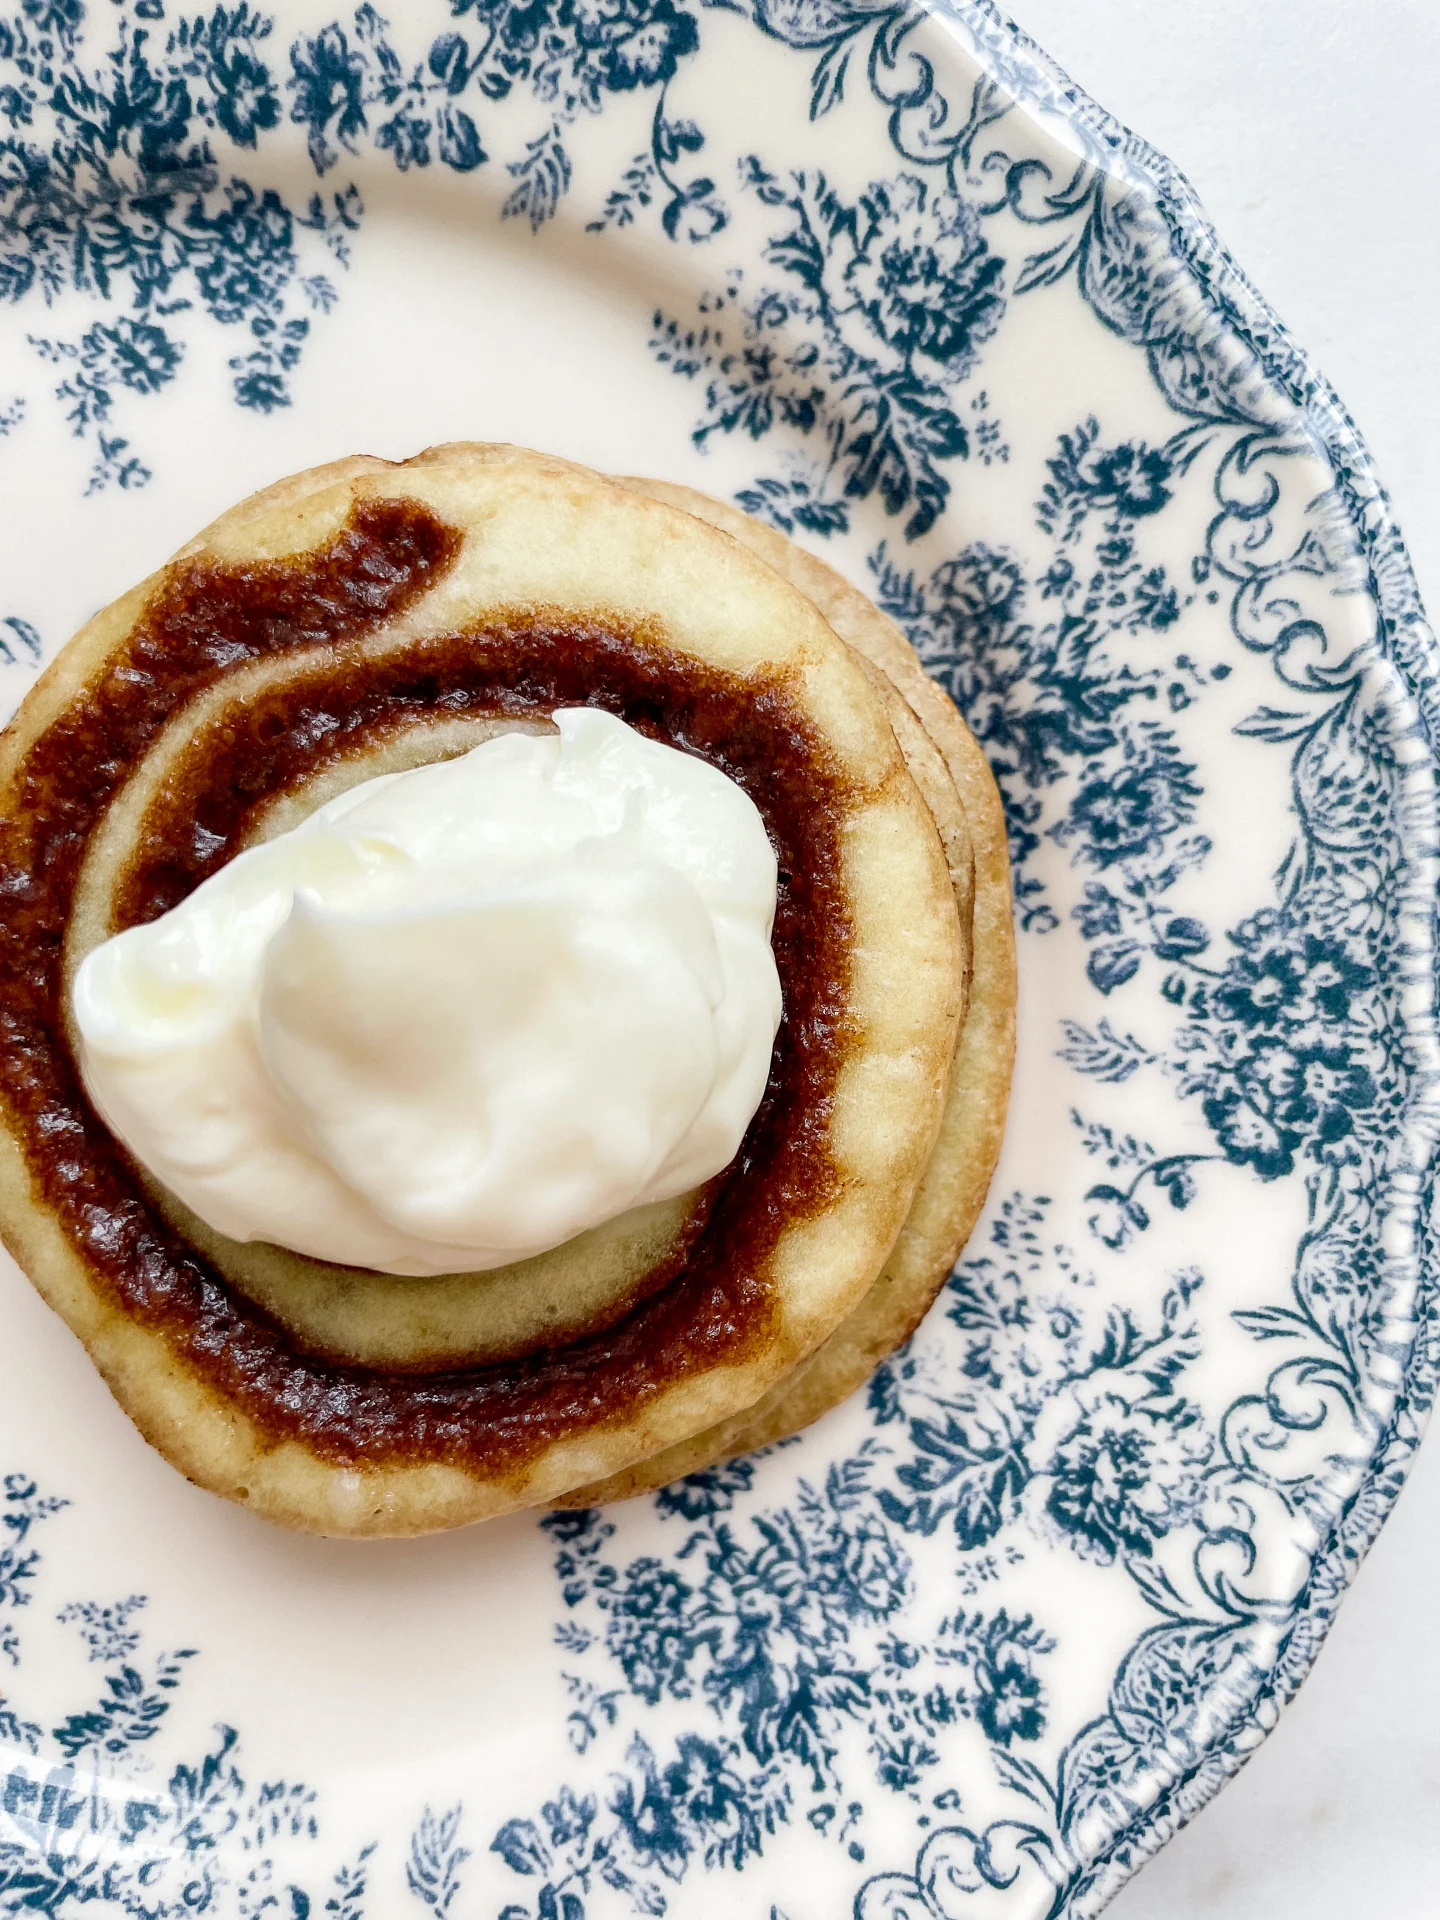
1008, 4, 1440, 1912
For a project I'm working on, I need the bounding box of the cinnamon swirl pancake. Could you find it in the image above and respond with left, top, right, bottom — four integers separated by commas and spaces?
562, 483, 1015, 1505
0, 443, 987, 1536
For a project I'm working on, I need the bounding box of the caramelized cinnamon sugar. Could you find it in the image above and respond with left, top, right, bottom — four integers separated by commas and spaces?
0, 499, 854, 1474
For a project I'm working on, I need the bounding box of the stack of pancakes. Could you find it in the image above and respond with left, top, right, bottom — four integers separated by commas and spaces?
0, 445, 1014, 1536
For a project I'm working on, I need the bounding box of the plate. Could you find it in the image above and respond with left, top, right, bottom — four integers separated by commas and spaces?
0, 2, 1436, 1916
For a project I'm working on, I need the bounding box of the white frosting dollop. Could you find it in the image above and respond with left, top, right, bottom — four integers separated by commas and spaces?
72, 709, 782, 1276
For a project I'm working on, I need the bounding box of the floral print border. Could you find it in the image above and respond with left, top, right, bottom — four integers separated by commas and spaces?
0, 1, 1436, 1917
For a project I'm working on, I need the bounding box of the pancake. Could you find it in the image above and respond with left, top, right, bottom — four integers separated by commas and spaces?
66, 704, 717, 1372
61, 552, 982, 1382
0, 443, 966, 1536
559, 484, 1015, 1504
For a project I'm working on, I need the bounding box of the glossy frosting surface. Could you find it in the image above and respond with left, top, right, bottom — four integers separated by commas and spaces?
73, 708, 783, 1276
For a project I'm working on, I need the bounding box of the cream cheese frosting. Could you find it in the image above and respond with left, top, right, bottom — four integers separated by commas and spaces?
72, 708, 783, 1276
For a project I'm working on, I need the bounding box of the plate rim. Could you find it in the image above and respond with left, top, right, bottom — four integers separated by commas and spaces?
932, 1, 1440, 1907
0, 2, 1437, 1912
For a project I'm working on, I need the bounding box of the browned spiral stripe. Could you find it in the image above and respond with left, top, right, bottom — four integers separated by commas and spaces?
0, 498, 856, 1476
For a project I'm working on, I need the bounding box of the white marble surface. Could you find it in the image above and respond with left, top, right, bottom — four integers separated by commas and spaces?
1005, 4, 1440, 1912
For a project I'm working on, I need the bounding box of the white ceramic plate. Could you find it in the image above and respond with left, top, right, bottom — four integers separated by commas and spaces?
1, 3, 1436, 1916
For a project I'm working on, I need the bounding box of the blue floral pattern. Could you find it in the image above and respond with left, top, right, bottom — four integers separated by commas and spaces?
869, 414, 1206, 932
0, 1471, 375, 1917
0, 0, 719, 485
652, 161, 1006, 537
473, 1201, 1216, 1915
0, 0, 1436, 1917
